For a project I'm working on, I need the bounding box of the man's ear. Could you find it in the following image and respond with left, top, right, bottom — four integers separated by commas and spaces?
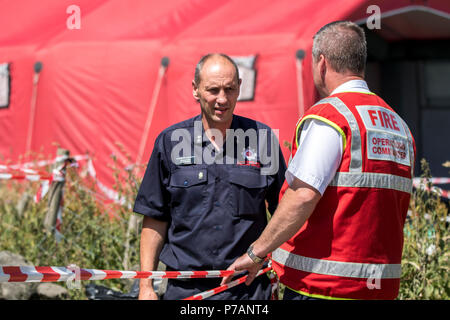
319, 54, 326, 81
192, 80, 199, 101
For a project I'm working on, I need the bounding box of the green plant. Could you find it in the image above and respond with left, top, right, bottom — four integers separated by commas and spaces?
0, 148, 144, 300
399, 159, 449, 299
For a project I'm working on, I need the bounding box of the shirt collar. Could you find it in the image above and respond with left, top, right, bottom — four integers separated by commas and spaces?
193, 114, 237, 148
330, 79, 371, 95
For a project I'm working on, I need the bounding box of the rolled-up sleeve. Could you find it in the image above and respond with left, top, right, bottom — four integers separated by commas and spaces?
133, 133, 171, 221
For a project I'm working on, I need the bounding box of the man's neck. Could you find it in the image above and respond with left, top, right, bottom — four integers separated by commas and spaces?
201, 115, 233, 150
326, 74, 364, 97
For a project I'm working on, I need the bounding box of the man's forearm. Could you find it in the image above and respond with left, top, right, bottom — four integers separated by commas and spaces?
220, 180, 322, 287
140, 216, 168, 292
252, 180, 321, 259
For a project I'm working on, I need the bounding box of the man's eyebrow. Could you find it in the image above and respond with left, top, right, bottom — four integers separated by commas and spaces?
204, 80, 238, 89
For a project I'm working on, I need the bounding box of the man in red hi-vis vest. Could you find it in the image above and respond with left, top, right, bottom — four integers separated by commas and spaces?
222, 21, 416, 300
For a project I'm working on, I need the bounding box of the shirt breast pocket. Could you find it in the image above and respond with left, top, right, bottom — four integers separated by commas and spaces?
228, 168, 268, 218
168, 168, 208, 221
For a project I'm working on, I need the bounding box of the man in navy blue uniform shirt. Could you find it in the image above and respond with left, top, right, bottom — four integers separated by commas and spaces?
134, 53, 286, 300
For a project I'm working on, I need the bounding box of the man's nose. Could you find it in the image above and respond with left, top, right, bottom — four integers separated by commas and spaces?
216, 89, 227, 105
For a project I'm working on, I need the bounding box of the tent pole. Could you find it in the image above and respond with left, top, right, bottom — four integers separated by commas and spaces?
25, 62, 43, 153
295, 50, 306, 118
136, 57, 169, 165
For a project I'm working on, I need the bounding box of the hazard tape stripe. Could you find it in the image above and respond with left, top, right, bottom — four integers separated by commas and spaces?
84, 269, 107, 280
2, 266, 28, 282
116, 270, 138, 279
0, 267, 243, 283
0, 173, 53, 181
20, 266, 44, 282
184, 277, 248, 300
438, 189, 449, 199
0, 168, 50, 176
0, 271, 10, 282
0, 154, 89, 171
0, 173, 12, 179
413, 177, 450, 186
183, 267, 271, 300
413, 180, 450, 200
36, 267, 62, 282
50, 267, 73, 282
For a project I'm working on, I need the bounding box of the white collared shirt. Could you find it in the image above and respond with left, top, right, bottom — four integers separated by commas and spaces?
285, 80, 371, 195
330, 79, 371, 95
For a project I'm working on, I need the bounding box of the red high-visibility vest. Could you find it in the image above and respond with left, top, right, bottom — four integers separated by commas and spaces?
272, 91, 416, 300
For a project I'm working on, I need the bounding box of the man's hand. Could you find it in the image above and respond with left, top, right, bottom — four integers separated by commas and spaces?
138, 280, 159, 300
221, 252, 264, 286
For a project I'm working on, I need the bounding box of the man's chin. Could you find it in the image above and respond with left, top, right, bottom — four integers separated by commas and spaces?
201, 109, 234, 127
212, 111, 232, 122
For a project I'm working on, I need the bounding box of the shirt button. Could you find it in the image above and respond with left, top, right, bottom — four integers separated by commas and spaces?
214, 201, 220, 207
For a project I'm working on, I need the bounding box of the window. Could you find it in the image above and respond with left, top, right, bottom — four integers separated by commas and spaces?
0, 62, 11, 109
424, 60, 450, 108
232, 55, 257, 102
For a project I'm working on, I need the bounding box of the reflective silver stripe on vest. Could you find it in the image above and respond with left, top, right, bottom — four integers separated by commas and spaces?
272, 248, 401, 279
329, 172, 412, 193
312, 97, 362, 172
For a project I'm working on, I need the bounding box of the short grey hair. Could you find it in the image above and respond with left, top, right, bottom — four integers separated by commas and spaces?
194, 53, 240, 85
312, 21, 367, 74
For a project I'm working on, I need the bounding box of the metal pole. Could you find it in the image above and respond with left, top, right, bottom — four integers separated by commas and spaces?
136, 57, 169, 165
295, 50, 306, 118
44, 148, 69, 240
25, 62, 43, 152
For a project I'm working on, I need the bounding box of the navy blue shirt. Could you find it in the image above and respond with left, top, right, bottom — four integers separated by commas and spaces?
133, 114, 286, 298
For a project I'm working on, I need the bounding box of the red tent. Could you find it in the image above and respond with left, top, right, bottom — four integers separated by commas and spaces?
1, 0, 449, 195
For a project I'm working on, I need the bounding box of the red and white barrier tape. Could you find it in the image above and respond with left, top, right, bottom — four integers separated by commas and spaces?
0, 266, 244, 283
183, 267, 272, 300
34, 180, 50, 203
0, 162, 70, 183
268, 270, 279, 300
413, 177, 450, 185
0, 154, 89, 171
413, 178, 450, 200
436, 188, 449, 200
1, 155, 126, 205
432, 178, 450, 185
0, 172, 53, 181
0, 167, 50, 176
419, 186, 449, 200
0, 265, 276, 299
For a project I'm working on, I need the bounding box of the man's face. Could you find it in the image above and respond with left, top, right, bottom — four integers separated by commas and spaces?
193, 58, 241, 127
